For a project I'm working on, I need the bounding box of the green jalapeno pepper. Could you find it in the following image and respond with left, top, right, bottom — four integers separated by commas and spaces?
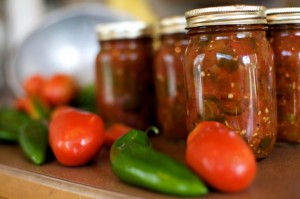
19, 120, 48, 165
0, 107, 30, 142
72, 84, 96, 113
109, 128, 208, 196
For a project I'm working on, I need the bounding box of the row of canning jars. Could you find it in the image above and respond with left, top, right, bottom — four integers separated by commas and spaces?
95, 5, 300, 159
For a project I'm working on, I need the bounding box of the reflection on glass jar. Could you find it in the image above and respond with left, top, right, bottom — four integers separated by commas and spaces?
267, 8, 300, 143
154, 16, 189, 139
184, 5, 277, 159
95, 21, 155, 130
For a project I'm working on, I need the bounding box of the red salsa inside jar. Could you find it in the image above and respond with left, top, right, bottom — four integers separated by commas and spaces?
267, 8, 300, 143
95, 21, 155, 130
154, 16, 189, 139
184, 5, 277, 159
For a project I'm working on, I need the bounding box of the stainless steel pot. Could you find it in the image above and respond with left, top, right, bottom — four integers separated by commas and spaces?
6, 3, 134, 96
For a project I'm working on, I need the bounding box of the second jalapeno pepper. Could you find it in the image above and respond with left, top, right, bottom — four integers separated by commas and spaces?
109, 127, 208, 196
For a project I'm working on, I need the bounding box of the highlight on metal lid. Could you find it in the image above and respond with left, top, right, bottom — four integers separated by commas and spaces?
95, 21, 152, 41
185, 4, 267, 28
266, 7, 300, 25
159, 16, 186, 34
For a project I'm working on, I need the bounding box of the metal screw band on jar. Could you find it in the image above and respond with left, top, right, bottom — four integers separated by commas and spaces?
266, 7, 300, 25
95, 21, 152, 41
185, 5, 267, 28
159, 16, 186, 34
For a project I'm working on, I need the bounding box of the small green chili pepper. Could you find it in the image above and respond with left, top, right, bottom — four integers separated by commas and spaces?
31, 97, 50, 120
19, 120, 48, 165
109, 128, 208, 196
0, 107, 30, 142
72, 84, 96, 113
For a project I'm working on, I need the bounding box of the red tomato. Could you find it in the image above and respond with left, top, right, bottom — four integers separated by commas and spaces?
42, 74, 77, 106
49, 108, 105, 166
23, 74, 45, 97
186, 121, 257, 192
104, 123, 132, 146
50, 105, 74, 120
14, 97, 37, 118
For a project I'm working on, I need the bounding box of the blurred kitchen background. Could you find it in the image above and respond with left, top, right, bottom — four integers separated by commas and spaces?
0, 0, 299, 97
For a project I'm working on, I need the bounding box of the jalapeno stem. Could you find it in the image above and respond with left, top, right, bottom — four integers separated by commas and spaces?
145, 126, 159, 135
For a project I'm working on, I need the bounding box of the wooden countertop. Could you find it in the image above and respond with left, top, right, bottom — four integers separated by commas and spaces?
0, 91, 300, 199
0, 137, 300, 199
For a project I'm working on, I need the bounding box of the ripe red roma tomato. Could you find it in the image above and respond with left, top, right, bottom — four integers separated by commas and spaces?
23, 74, 45, 97
104, 123, 132, 146
49, 108, 105, 166
50, 105, 74, 120
186, 121, 257, 192
42, 74, 77, 106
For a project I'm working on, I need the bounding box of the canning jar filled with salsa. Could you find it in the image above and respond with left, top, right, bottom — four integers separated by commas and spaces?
267, 8, 300, 143
184, 5, 277, 159
154, 16, 189, 139
95, 21, 155, 130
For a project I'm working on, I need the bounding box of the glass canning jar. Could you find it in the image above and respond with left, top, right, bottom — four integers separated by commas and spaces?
184, 5, 277, 159
267, 8, 300, 143
95, 21, 155, 130
154, 16, 189, 139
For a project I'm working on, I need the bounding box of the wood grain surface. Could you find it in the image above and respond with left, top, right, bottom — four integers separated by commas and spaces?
0, 138, 300, 199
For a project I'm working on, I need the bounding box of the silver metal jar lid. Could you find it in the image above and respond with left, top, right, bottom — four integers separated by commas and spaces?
266, 7, 300, 25
95, 21, 152, 41
159, 16, 186, 34
185, 5, 267, 28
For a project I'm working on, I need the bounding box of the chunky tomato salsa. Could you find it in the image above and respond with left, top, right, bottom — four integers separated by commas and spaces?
269, 24, 300, 143
184, 25, 277, 158
154, 33, 189, 139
